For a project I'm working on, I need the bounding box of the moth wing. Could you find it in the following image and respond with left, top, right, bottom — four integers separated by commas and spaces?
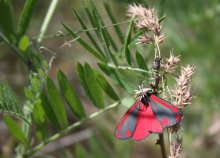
115, 97, 163, 141
149, 94, 183, 128
115, 98, 141, 140
132, 100, 163, 141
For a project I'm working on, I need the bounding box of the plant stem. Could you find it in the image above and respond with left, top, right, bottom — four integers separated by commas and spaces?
159, 133, 167, 158
37, 0, 59, 44
108, 63, 150, 74
31, 16, 166, 41
26, 102, 120, 157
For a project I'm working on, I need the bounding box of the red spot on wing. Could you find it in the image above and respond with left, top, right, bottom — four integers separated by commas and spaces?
116, 98, 141, 131
116, 131, 121, 138
126, 130, 132, 137
150, 94, 179, 112
132, 101, 162, 140
161, 118, 169, 125
176, 114, 182, 121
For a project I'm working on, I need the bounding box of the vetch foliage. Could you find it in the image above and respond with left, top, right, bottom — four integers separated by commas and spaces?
0, 1, 196, 158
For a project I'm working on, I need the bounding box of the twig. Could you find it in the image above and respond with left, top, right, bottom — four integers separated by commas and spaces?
37, 0, 59, 44
159, 133, 167, 158
25, 102, 120, 157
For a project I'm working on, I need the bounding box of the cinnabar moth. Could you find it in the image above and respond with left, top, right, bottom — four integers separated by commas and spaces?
115, 92, 182, 141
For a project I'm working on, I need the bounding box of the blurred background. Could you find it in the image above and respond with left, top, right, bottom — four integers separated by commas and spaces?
1, 0, 220, 158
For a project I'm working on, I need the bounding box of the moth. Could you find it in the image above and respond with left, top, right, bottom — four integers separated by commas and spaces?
115, 88, 182, 141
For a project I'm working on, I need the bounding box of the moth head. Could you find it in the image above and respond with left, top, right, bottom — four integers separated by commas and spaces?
134, 85, 151, 99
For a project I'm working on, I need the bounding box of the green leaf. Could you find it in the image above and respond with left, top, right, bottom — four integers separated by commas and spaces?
136, 51, 148, 71
0, 80, 26, 122
103, 2, 123, 44
46, 77, 68, 128
90, 2, 118, 51
128, 31, 144, 50
73, 10, 104, 57
57, 70, 86, 118
24, 87, 34, 101
84, 5, 100, 39
77, 63, 94, 104
121, 97, 135, 108
30, 76, 41, 94
93, 70, 119, 101
0, 0, 15, 42
98, 63, 134, 93
32, 100, 48, 141
4, 115, 28, 146
62, 24, 106, 62
84, 63, 104, 109
159, 15, 166, 23
17, 0, 37, 39
87, 3, 111, 61
124, 20, 133, 65
77, 63, 104, 108
18, 35, 30, 52
109, 52, 118, 67
117, 70, 136, 92
40, 93, 60, 129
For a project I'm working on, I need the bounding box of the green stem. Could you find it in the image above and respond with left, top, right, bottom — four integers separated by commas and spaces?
15, 112, 31, 158
0, 111, 31, 124
31, 16, 166, 41
37, 0, 59, 44
159, 133, 167, 158
26, 102, 120, 157
108, 63, 150, 74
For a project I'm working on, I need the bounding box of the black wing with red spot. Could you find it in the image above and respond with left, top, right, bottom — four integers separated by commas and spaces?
115, 97, 164, 141
115, 98, 141, 139
149, 94, 183, 128
115, 93, 183, 141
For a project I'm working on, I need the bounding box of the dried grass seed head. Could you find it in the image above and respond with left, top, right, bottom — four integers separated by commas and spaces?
163, 53, 180, 73
175, 65, 195, 87
138, 34, 154, 44
138, 33, 164, 45
172, 65, 195, 108
127, 4, 162, 35
168, 137, 183, 158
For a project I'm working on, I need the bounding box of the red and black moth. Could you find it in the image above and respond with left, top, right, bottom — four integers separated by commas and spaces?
115, 89, 183, 141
